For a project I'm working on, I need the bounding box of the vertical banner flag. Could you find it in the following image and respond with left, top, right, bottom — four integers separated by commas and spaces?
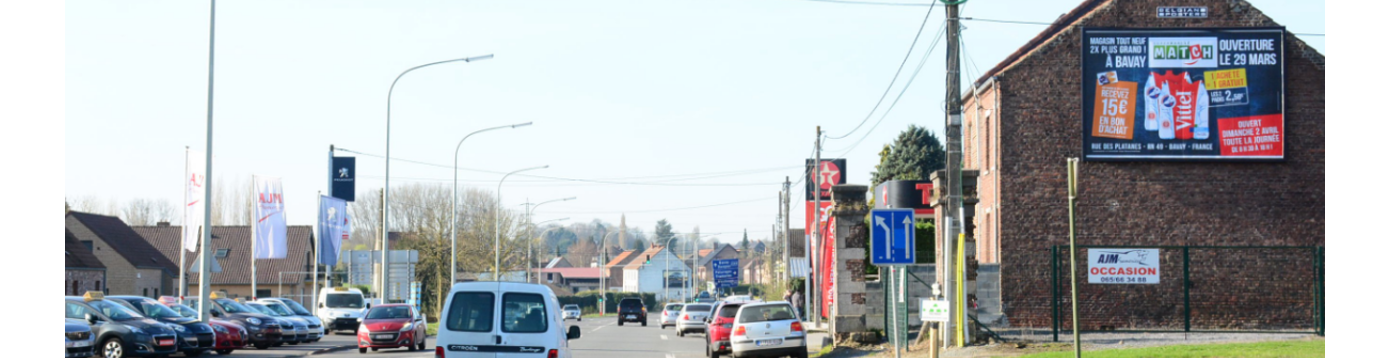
318, 195, 350, 266
331, 157, 355, 201
183, 150, 207, 251
253, 176, 288, 259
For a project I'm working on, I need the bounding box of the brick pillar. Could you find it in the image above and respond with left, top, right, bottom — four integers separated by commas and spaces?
830, 184, 868, 341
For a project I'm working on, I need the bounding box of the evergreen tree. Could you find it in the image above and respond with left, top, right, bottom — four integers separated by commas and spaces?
871, 124, 947, 187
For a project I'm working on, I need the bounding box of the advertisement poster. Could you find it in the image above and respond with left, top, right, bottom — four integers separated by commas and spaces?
1082, 28, 1285, 161
1087, 248, 1160, 284
805, 159, 846, 200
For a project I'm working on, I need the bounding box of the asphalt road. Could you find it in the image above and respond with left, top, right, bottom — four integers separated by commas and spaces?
305, 317, 828, 358
206, 330, 360, 358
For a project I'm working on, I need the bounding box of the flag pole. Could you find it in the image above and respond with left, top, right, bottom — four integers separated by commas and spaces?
180, 146, 189, 299
313, 191, 320, 310
197, 0, 216, 323
251, 175, 257, 300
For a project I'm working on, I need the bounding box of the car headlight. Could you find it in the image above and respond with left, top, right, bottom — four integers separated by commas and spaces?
245, 317, 262, 326
213, 325, 229, 334
129, 326, 146, 335
171, 324, 187, 332
399, 322, 412, 332
359, 325, 370, 334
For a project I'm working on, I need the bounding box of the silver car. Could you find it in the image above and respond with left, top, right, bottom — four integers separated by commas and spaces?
659, 303, 683, 329
730, 302, 807, 358
675, 303, 712, 337
65, 318, 95, 358
562, 304, 583, 321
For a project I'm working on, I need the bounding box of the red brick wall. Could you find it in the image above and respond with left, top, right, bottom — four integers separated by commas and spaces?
979, 0, 1324, 330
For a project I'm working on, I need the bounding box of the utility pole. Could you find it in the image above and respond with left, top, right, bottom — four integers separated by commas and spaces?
783, 177, 791, 284
811, 126, 822, 326
942, 0, 964, 348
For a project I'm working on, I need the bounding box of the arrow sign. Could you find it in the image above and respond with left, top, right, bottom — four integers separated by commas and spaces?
870, 209, 915, 265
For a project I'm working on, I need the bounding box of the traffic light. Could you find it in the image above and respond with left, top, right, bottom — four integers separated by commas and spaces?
645, 255, 651, 264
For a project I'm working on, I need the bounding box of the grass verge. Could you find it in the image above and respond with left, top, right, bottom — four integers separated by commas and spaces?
1017, 339, 1324, 358
426, 322, 438, 336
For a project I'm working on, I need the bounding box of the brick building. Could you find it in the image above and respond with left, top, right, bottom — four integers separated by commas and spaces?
66, 212, 178, 298
958, 0, 1324, 330
65, 228, 106, 295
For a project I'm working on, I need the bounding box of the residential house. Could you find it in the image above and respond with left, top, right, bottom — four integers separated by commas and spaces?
65, 228, 107, 295
132, 223, 315, 301
544, 257, 573, 269
535, 267, 602, 294
622, 246, 691, 301
67, 212, 179, 297
695, 243, 740, 282
741, 256, 769, 285
603, 249, 637, 290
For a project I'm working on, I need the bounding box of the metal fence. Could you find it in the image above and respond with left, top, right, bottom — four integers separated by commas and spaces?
1051, 245, 1324, 341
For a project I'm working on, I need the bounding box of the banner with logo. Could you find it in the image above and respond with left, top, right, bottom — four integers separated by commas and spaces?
1081, 27, 1285, 161
804, 159, 846, 200
331, 156, 355, 201
1087, 248, 1160, 284
253, 175, 287, 259
318, 195, 350, 266
183, 149, 206, 252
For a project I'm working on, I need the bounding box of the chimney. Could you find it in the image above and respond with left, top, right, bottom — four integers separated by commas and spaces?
157, 221, 171, 227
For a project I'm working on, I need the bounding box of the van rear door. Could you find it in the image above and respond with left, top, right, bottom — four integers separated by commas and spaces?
440, 282, 500, 358
496, 283, 557, 358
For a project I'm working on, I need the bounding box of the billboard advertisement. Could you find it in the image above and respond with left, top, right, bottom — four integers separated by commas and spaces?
1081, 28, 1285, 161
805, 159, 846, 200
1087, 248, 1160, 284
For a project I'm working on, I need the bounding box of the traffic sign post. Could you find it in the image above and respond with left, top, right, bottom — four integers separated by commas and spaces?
713, 259, 739, 289
871, 209, 916, 265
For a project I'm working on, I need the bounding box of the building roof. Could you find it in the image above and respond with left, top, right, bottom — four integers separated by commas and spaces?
698, 249, 713, 258
65, 229, 105, 269
741, 256, 764, 270
605, 250, 637, 270
535, 267, 603, 279
131, 224, 315, 285
752, 242, 767, 253
698, 243, 739, 267
67, 211, 179, 273
973, 0, 1107, 87
788, 257, 810, 278
545, 257, 572, 269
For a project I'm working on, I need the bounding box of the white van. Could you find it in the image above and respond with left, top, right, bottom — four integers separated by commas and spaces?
316, 287, 369, 333
437, 282, 581, 358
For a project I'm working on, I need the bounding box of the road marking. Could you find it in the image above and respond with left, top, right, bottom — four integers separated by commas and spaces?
591, 321, 616, 332
660, 335, 668, 340
666, 354, 676, 358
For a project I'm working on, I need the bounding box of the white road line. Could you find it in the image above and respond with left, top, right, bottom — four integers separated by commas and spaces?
590, 321, 616, 332
666, 354, 676, 358
660, 335, 668, 340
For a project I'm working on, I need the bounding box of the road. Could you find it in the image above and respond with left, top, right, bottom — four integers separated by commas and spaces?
305, 317, 828, 358
208, 331, 360, 358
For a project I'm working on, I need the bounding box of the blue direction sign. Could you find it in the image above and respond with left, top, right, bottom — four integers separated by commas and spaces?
871, 209, 915, 265
712, 259, 739, 288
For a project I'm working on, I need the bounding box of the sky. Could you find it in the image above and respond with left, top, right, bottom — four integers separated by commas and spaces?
65, 0, 1325, 245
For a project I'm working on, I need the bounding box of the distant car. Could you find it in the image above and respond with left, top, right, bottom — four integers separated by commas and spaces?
437, 282, 581, 358
705, 300, 756, 358
64, 292, 179, 358
65, 318, 95, 358
356, 304, 428, 353
107, 296, 217, 357
246, 302, 312, 345
659, 303, 684, 329
165, 303, 247, 355
562, 304, 583, 321
204, 295, 284, 350
617, 298, 647, 326
730, 302, 807, 358
258, 298, 325, 342
675, 303, 712, 337
317, 287, 369, 333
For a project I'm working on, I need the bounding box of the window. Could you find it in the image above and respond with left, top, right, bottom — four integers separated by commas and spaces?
445, 292, 494, 332
215, 249, 229, 258
72, 281, 79, 296
502, 293, 547, 333
143, 288, 148, 297
683, 304, 711, 313
717, 304, 743, 318
81, 241, 93, 252
737, 304, 797, 323
67, 302, 96, 320
255, 289, 271, 299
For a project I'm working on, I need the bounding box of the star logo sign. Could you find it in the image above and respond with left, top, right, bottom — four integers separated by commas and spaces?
338, 167, 350, 178
818, 161, 840, 190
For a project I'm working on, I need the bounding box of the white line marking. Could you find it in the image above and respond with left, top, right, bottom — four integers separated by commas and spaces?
666, 354, 676, 358
660, 335, 668, 340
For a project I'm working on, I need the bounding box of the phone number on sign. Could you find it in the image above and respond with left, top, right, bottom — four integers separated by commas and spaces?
1097, 277, 1149, 283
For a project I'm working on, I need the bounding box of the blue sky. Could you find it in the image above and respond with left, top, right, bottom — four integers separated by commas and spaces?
65, 0, 1324, 243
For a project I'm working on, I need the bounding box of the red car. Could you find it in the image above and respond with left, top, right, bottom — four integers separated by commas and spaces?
163, 300, 249, 355
705, 301, 753, 358
356, 304, 427, 354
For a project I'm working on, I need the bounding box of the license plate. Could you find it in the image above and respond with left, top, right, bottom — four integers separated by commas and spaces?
157, 338, 176, 346
72, 340, 91, 348
185, 337, 198, 343
626, 315, 636, 320
374, 334, 392, 340
755, 339, 783, 347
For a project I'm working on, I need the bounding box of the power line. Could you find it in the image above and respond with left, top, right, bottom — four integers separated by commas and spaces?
358, 175, 781, 187
829, 20, 949, 157
960, 16, 1326, 37
826, 1, 939, 140
544, 197, 775, 215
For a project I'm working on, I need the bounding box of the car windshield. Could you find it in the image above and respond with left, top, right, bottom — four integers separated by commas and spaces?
88, 300, 142, 320
665, 304, 684, 311
717, 304, 744, 318
245, 303, 281, 316
278, 300, 313, 315
737, 304, 798, 323
325, 294, 363, 309
366, 306, 412, 319
132, 300, 183, 319
215, 299, 255, 314
683, 304, 711, 312
620, 300, 643, 309
564, 305, 579, 310
171, 304, 199, 318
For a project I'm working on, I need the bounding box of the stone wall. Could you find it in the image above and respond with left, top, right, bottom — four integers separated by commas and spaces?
66, 269, 105, 296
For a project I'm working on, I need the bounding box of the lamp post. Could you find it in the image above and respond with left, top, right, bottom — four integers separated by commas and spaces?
530, 218, 569, 283
665, 237, 681, 302
599, 230, 622, 315
451, 122, 532, 285
495, 165, 548, 280
383, 54, 493, 301
523, 197, 577, 283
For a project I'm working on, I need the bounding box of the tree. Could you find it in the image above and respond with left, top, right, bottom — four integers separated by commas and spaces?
740, 230, 751, 252
119, 198, 177, 226
870, 124, 947, 188
654, 219, 675, 247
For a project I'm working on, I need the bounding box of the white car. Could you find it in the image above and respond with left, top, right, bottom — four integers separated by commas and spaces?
438, 282, 582, 358
562, 305, 583, 321
659, 303, 684, 329
675, 303, 712, 337
730, 302, 807, 358
316, 287, 369, 333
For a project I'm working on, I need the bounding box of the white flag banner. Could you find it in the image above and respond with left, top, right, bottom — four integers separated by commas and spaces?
182, 150, 206, 252
253, 175, 288, 259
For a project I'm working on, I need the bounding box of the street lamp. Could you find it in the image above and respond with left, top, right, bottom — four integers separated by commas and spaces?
451, 122, 532, 285
529, 218, 569, 283
383, 54, 493, 301
523, 197, 577, 283
599, 230, 622, 315
495, 165, 548, 280
664, 237, 682, 302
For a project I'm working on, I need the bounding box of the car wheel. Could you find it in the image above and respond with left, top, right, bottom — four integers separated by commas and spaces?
287, 341, 299, 345
214, 349, 233, 355
642, 320, 648, 327
273, 342, 284, 347
102, 337, 124, 358
795, 351, 809, 358
677, 330, 684, 337
418, 338, 427, 351
578, 318, 582, 322
371, 348, 379, 352
254, 343, 269, 350
187, 349, 208, 356
709, 344, 720, 358
618, 320, 624, 326
359, 348, 367, 354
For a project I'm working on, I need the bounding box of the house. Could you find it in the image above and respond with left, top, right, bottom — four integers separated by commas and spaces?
65, 228, 107, 295
751, 242, 767, 255
132, 223, 315, 300
741, 256, 769, 285
67, 211, 179, 298
621, 246, 691, 301
534, 267, 603, 294
603, 249, 638, 290
544, 257, 573, 269
695, 243, 740, 282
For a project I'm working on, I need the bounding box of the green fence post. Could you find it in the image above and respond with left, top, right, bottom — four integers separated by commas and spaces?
1183, 246, 1191, 333
1052, 245, 1059, 342
1317, 246, 1325, 336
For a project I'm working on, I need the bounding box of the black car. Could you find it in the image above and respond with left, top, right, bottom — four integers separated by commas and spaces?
64, 293, 179, 358
617, 298, 647, 326
205, 296, 283, 350
107, 296, 216, 357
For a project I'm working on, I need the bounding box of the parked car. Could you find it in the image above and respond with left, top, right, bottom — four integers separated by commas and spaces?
65, 318, 96, 358
165, 302, 248, 355
659, 303, 684, 329
256, 299, 324, 343
562, 304, 582, 321
245, 302, 311, 345
617, 298, 646, 326
356, 304, 428, 353
64, 292, 179, 358
204, 294, 284, 350
675, 303, 712, 337
730, 302, 806, 358
317, 287, 369, 333
437, 282, 581, 358
107, 296, 216, 357
705, 299, 756, 358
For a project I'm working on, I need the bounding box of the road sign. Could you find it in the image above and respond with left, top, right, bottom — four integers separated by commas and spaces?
713, 259, 739, 289
870, 209, 916, 265
920, 298, 950, 322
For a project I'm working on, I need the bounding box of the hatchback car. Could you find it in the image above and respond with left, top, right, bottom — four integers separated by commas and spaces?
436, 282, 581, 358
617, 298, 646, 326
562, 304, 582, 321
107, 296, 216, 356
357, 304, 427, 353
259, 298, 326, 342
675, 303, 712, 337
64, 292, 179, 358
659, 303, 684, 329
65, 318, 95, 358
166, 303, 247, 355
246, 302, 311, 345
204, 296, 284, 349
705, 300, 756, 358
730, 302, 806, 358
